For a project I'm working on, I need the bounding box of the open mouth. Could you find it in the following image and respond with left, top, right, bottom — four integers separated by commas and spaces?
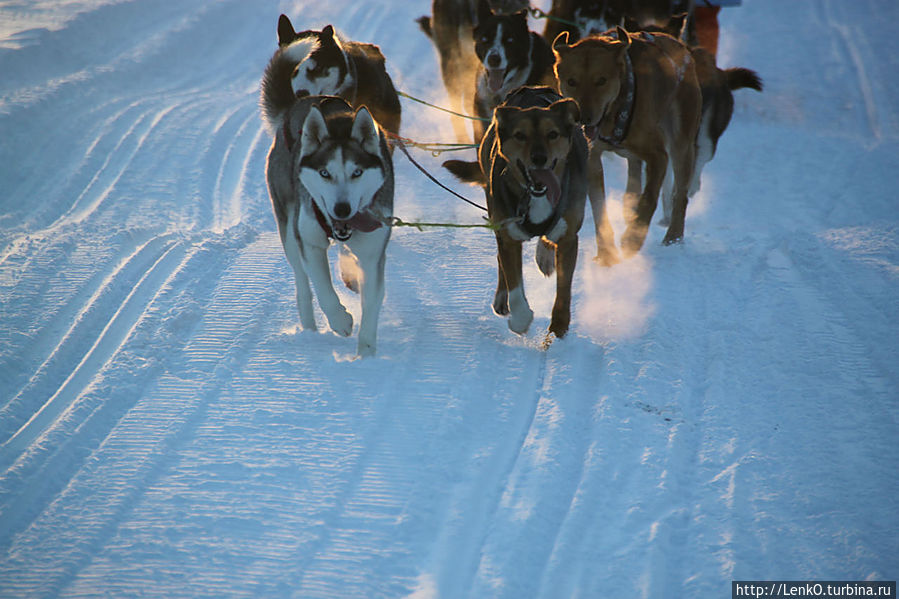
330, 211, 384, 241
519, 160, 562, 208
487, 68, 506, 93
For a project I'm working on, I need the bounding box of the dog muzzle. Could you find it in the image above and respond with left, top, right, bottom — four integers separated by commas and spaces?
518, 160, 561, 208
331, 211, 383, 241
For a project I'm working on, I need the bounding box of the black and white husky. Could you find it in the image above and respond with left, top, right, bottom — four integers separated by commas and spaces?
265, 15, 401, 138
261, 17, 396, 358
471, 0, 555, 142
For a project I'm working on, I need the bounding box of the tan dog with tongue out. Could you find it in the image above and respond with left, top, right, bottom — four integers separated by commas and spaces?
444, 86, 587, 341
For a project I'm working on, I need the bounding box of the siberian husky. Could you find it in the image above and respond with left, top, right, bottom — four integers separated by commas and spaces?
269, 15, 401, 138
263, 96, 394, 358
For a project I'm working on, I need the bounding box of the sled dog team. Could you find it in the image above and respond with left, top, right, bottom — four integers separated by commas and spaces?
260, 5, 762, 357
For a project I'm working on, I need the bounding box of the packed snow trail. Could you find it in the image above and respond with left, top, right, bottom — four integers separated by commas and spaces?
0, 1, 897, 597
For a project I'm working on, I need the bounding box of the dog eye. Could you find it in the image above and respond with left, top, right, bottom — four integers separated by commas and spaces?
351, 168, 363, 179
319, 169, 331, 179
547, 130, 559, 140
514, 131, 527, 142
596, 77, 607, 86
567, 78, 578, 88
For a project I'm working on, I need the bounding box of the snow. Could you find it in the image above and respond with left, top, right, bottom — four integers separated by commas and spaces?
1, 0, 897, 597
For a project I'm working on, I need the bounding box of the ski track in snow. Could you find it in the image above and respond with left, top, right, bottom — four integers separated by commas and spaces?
1, 0, 897, 597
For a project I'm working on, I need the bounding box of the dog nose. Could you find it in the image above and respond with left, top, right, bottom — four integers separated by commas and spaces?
487, 53, 501, 68
334, 202, 351, 219
531, 152, 547, 167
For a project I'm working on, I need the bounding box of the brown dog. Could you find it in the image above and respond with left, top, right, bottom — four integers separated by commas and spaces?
444, 86, 587, 340
553, 27, 702, 255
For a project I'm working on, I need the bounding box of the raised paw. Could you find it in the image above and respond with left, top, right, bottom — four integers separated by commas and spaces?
327, 306, 354, 337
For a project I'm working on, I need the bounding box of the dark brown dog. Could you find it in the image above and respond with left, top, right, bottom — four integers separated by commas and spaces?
553, 27, 702, 255
444, 86, 587, 340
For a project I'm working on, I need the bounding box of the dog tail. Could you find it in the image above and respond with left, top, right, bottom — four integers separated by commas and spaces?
416, 16, 433, 39
442, 160, 486, 186
725, 67, 763, 92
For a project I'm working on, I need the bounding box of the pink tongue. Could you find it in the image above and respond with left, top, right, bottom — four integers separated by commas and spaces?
337, 211, 382, 233
488, 68, 505, 93
530, 169, 561, 207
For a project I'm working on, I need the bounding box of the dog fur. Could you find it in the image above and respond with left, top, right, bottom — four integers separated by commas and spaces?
471, 0, 556, 143
553, 27, 702, 255
444, 86, 588, 339
272, 15, 401, 139
417, 0, 530, 142
261, 17, 397, 357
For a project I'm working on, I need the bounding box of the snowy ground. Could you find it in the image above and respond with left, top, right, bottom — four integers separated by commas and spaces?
1, 0, 897, 597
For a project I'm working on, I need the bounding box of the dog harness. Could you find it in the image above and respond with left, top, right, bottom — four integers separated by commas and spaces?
595, 45, 635, 147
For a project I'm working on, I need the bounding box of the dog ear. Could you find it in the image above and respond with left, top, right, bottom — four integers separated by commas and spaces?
351, 106, 381, 155
552, 32, 570, 54
299, 106, 328, 159
277, 14, 296, 46
615, 26, 630, 49
493, 105, 520, 142
550, 98, 580, 130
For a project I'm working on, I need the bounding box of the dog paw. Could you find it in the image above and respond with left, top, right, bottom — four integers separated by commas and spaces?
508, 307, 533, 335
535, 239, 556, 277
492, 289, 510, 316
327, 307, 354, 337
662, 231, 684, 246
621, 225, 648, 257
593, 247, 621, 267
356, 340, 376, 358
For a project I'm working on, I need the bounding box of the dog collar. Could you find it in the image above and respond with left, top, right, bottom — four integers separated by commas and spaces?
595, 49, 635, 147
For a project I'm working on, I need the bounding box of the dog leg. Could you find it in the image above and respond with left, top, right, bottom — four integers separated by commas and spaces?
587, 147, 620, 266
622, 150, 667, 256
549, 233, 578, 339
284, 209, 317, 331
352, 233, 388, 358
497, 234, 532, 334
302, 241, 353, 337
623, 157, 642, 224
663, 142, 696, 246
659, 163, 674, 227
492, 233, 511, 315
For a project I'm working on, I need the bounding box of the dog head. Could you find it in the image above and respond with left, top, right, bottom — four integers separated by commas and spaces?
553, 28, 629, 133
299, 105, 386, 238
473, 0, 532, 94
573, 1, 625, 38
286, 24, 351, 99
493, 96, 580, 208
487, 0, 529, 15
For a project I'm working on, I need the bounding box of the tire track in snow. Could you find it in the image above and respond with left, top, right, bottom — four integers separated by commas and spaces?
0, 235, 188, 469
820, 0, 882, 144
0, 230, 163, 422
0, 234, 274, 597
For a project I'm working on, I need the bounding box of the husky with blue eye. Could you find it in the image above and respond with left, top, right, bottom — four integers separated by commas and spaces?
261, 19, 395, 358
